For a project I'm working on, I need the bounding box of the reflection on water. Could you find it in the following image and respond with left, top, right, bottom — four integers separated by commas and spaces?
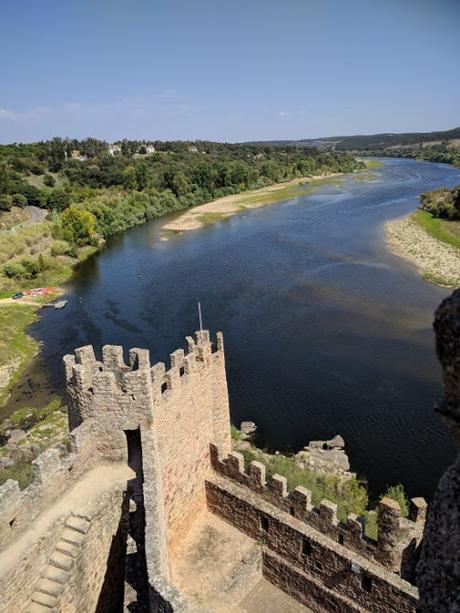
5, 158, 460, 500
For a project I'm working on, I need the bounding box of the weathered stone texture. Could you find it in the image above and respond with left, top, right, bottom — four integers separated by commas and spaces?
210, 444, 424, 575
206, 475, 419, 612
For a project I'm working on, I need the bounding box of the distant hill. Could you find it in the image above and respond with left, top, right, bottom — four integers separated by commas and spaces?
245, 127, 460, 152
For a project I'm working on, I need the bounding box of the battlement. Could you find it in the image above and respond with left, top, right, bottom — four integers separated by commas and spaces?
0, 418, 103, 551
210, 444, 426, 578
63, 330, 225, 431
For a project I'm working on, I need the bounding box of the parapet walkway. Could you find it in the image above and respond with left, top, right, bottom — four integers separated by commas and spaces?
171, 511, 311, 612
0, 463, 133, 578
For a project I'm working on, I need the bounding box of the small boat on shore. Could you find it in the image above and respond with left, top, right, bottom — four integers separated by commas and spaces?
43, 300, 67, 310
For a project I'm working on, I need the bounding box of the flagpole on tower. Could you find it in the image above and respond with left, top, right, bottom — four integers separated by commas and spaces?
198, 301, 203, 331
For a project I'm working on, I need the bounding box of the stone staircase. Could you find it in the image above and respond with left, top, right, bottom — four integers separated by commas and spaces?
27, 514, 92, 612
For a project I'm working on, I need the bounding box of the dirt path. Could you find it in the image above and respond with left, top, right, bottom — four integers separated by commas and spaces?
1, 206, 48, 235
162, 173, 341, 234
385, 214, 460, 287
0, 463, 133, 576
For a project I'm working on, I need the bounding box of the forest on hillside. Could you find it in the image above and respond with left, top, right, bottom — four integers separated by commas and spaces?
247, 127, 460, 168
0, 139, 363, 281
0, 139, 363, 240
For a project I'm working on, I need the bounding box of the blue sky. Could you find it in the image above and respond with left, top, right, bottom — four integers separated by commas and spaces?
0, 0, 459, 143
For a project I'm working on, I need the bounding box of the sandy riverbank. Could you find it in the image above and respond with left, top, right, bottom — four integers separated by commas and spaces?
385, 214, 460, 287
161, 173, 342, 234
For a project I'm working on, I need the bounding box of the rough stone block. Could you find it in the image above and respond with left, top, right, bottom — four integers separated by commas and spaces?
42, 565, 70, 584
31, 591, 58, 608
65, 515, 91, 534
271, 474, 288, 498
28, 602, 52, 613
56, 540, 78, 557
38, 578, 65, 597
50, 551, 74, 571
61, 527, 85, 546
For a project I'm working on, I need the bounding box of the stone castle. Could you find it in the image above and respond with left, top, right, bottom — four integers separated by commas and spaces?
0, 291, 459, 612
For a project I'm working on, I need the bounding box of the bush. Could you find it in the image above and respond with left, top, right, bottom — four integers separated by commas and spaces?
0, 195, 12, 211
18, 184, 41, 206
2, 258, 41, 279
43, 174, 56, 187
21, 258, 41, 278
3, 261, 27, 278
382, 484, 409, 517
61, 206, 97, 246
50, 240, 71, 256
10, 193, 28, 208
46, 188, 70, 211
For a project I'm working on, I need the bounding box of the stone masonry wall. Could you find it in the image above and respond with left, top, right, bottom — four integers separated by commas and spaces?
0, 420, 103, 552
210, 444, 426, 578
0, 478, 128, 612
59, 486, 129, 613
206, 474, 419, 613
64, 331, 231, 571
150, 331, 231, 550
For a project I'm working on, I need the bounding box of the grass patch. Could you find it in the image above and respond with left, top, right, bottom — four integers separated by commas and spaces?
0, 459, 34, 489
0, 305, 39, 406
363, 159, 383, 169
198, 212, 227, 225
237, 445, 368, 522
412, 209, 460, 251
0, 207, 31, 231
0, 399, 68, 489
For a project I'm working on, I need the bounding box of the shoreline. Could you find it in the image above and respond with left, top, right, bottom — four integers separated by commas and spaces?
384, 213, 460, 287
161, 172, 343, 234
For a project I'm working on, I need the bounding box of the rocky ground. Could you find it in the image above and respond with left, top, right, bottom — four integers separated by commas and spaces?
385, 214, 460, 287
0, 400, 68, 488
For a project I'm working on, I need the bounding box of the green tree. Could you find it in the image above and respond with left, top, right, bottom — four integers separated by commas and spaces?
47, 188, 71, 211
171, 172, 190, 197
43, 174, 56, 187
122, 166, 138, 190
0, 161, 11, 195
0, 195, 12, 211
61, 206, 97, 247
10, 194, 27, 208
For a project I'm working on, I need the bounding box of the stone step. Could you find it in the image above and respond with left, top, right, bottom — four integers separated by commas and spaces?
28, 602, 52, 613
30, 590, 58, 608
38, 577, 65, 597
42, 564, 70, 584
56, 540, 78, 558
65, 515, 91, 534
50, 551, 74, 572
60, 527, 85, 546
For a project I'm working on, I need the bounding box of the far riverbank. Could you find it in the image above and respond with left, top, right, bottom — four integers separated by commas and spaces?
385, 213, 460, 287
161, 172, 343, 234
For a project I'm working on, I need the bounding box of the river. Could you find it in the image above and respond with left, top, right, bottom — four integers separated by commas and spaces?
7, 158, 460, 500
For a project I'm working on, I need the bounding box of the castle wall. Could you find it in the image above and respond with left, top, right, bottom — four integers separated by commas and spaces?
0, 510, 64, 612
206, 474, 419, 613
59, 487, 129, 613
210, 445, 426, 577
0, 467, 130, 612
64, 332, 231, 553
150, 331, 231, 549
0, 421, 104, 552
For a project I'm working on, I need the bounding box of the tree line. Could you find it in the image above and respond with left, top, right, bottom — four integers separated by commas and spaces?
0, 138, 364, 251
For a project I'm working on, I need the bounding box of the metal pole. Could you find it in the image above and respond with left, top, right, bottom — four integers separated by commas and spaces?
198, 302, 203, 331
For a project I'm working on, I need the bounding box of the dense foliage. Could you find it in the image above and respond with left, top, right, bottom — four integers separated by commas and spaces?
420, 184, 460, 220
0, 138, 363, 244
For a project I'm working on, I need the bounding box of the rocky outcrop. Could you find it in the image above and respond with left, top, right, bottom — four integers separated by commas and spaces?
295, 434, 352, 477
417, 289, 460, 611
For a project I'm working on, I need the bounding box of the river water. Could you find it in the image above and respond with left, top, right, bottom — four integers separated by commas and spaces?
8, 158, 460, 500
